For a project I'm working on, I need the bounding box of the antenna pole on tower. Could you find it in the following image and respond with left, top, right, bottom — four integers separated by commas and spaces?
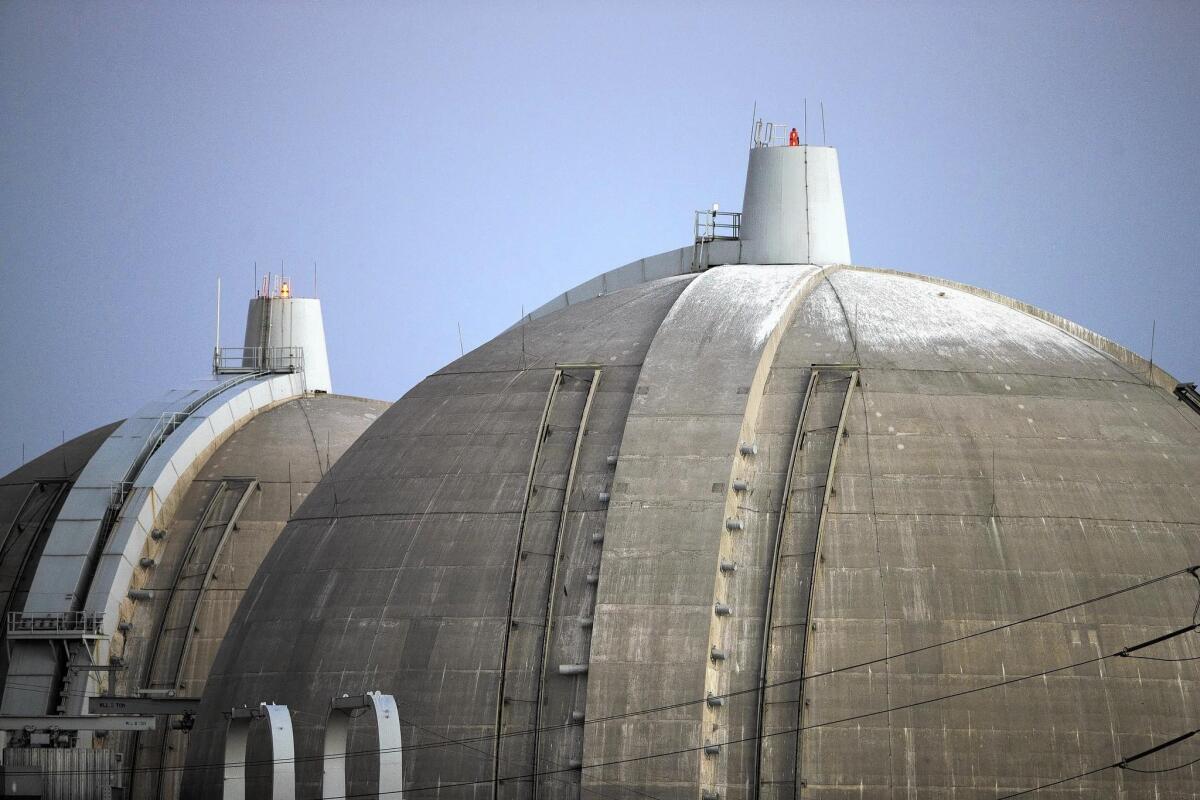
1148, 320, 1156, 385
520, 305, 527, 370
803, 98, 807, 145
821, 102, 827, 145
215, 277, 221, 354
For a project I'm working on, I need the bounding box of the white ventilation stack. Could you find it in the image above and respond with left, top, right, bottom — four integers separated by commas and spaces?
738, 125, 851, 266
243, 276, 332, 393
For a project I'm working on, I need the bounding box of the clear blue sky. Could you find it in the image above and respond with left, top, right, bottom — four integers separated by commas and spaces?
2, 1, 1198, 474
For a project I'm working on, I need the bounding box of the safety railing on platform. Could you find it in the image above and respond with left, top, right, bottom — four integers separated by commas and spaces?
752, 119, 793, 148
212, 346, 304, 375
694, 210, 741, 242
7, 611, 105, 639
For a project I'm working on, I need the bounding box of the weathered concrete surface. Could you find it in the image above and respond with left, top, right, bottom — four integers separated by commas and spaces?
186, 265, 1199, 800
583, 264, 825, 800
185, 276, 695, 799
788, 271, 1200, 799
0, 396, 385, 799
115, 393, 388, 800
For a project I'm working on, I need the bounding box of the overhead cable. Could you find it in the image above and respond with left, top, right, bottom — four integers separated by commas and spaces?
24, 622, 1198, 783
996, 728, 1199, 797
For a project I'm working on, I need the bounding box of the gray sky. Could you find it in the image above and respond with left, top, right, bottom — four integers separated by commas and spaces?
2, 1, 1198, 474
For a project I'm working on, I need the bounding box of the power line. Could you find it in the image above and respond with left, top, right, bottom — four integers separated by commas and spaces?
394, 712, 664, 800
331, 724, 1200, 799
104, 563, 1199, 776
1122, 653, 1200, 663
3, 566, 1193, 781
239, 564, 1200, 761
331, 723, 1200, 799
22, 623, 1199, 785
1121, 755, 1200, 774
1, 568, 1194, 788
997, 728, 1200, 797
259, 563, 1200, 761
994, 764, 1114, 798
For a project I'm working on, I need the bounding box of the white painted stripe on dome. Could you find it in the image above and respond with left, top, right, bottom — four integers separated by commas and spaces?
582, 263, 832, 797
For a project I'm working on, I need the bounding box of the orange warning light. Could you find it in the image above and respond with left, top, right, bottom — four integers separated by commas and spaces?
280, 282, 291, 299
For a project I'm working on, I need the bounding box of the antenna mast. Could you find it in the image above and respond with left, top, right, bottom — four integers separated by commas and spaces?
215, 277, 221, 354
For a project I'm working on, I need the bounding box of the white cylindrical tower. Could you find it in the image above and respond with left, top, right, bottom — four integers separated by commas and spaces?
243, 279, 332, 393
739, 143, 850, 266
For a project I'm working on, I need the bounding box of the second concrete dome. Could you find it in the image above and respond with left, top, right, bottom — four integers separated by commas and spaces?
186, 262, 1200, 799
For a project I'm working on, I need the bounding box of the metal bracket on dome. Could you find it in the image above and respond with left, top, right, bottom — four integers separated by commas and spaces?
1175, 382, 1200, 415
224, 703, 295, 800
322, 691, 403, 800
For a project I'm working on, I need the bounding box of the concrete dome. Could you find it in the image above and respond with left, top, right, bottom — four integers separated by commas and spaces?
0, 392, 387, 798
186, 264, 1200, 798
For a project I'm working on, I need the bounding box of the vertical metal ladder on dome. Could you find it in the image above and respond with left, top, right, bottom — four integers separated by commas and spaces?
755, 366, 858, 800
493, 365, 602, 800
530, 365, 602, 800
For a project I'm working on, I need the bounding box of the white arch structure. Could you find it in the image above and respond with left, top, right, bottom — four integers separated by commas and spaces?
224, 703, 295, 800
323, 691, 404, 800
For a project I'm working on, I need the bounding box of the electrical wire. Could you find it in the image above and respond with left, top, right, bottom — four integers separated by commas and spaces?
246, 563, 1200, 762
993, 764, 1114, 798
319, 724, 1200, 799
2, 567, 1194, 781
17, 624, 1198, 784
393, 711, 665, 800
106, 566, 1200, 776
198, 564, 1200, 762
1120, 755, 1200, 774
2, 567, 1196, 784
324, 725, 1200, 800
1190, 567, 1200, 625
996, 729, 1200, 797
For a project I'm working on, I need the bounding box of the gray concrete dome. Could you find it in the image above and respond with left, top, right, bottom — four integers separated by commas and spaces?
0, 393, 387, 798
186, 264, 1200, 799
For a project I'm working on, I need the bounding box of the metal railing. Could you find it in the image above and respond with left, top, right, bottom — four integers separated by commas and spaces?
7, 611, 105, 638
694, 210, 741, 243
1176, 382, 1200, 414
106, 410, 187, 509
752, 119, 793, 148
212, 346, 304, 375
105, 372, 267, 518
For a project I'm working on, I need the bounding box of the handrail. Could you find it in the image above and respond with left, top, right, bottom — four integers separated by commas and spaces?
752, 119, 793, 148
8, 610, 105, 637
694, 210, 741, 242
107, 371, 268, 513
212, 346, 304, 375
